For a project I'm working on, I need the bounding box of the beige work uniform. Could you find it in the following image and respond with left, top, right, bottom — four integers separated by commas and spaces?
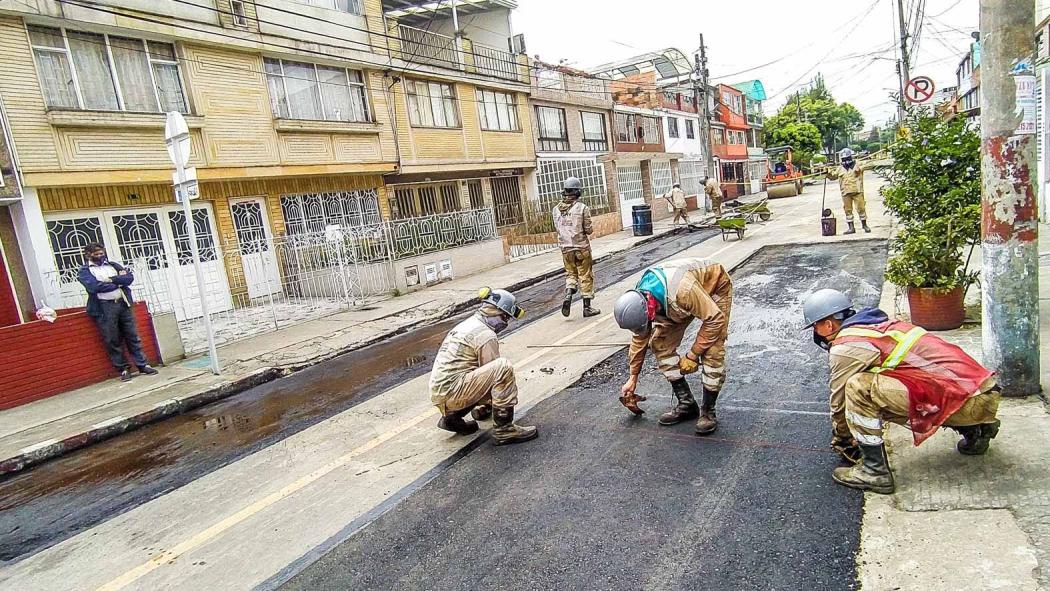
704, 178, 723, 215
553, 200, 596, 298
826, 164, 870, 223
429, 313, 518, 415
628, 258, 733, 392
828, 342, 999, 446
665, 188, 689, 224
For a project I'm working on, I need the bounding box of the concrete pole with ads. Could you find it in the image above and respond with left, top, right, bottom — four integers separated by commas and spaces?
980, 0, 1040, 396
165, 112, 221, 375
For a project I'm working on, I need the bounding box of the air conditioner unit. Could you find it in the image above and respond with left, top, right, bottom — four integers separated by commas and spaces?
510, 34, 526, 55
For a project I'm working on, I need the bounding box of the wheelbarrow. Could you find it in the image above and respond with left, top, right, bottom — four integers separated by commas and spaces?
723, 198, 771, 223
717, 215, 746, 241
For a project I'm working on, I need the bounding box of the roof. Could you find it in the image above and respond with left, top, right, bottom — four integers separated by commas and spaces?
383, 0, 517, 19
730, 80, 766, 101
588, 48, 693, 84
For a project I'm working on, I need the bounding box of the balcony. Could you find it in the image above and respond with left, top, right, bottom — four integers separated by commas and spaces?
393, 24, 525, 83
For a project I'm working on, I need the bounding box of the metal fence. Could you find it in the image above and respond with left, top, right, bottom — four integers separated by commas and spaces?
43, 208, 498, 354
472, 42, 519, 81
398, 25, 461, 69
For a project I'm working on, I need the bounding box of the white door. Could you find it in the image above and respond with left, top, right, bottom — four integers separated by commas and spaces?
108, 210, 176, 313
616, 163, 644, 228
164, 206, 232, 320
231, 199, 282, 300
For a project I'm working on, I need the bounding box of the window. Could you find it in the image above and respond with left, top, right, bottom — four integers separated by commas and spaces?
713, 128, 724, 144
536, 106, 568, 151
640, 116, 661, 144
536, 158, 609, 211
405, 79, 459, 127
291, 0, 363, 14
686, 119, 695, 139
265, 58, 369, 122
477, 89, 519, 131
280, 190, 381, 236
667, 117, 680, 139
580, 111, 607, 151
46, 216, 104, 281
467, 179, 485, 210
615, 112, 637, 143
389, 183, 460, 219
230, 1, 249, 27
29, 26, 188, 113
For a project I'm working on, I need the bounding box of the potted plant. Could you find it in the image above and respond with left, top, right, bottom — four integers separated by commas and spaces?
882, 109, 981, 330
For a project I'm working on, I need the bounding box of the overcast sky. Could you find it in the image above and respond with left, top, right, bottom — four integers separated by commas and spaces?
513, 0, 985, 130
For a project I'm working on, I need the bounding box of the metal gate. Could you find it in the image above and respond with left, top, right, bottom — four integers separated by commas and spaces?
491, 176, 524, 227
616, 163, 644, 229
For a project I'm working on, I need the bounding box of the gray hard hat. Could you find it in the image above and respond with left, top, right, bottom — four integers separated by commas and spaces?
563, 176, 583, 194
839, 148, 854, 160
479, 287, 525, 320
614, 290, 650, 335
801, 288, 853, 328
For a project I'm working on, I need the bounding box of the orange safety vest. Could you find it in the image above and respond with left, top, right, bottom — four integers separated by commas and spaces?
834, 319, 994, 444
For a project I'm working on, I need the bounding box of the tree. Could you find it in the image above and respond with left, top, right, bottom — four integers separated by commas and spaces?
765, 75, 865, 156
763, 118, 822, 170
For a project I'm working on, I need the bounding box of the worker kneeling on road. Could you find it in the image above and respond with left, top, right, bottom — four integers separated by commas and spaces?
802, 288, 1001, 495
428, 287, 539, 445
613, 258, 732, 435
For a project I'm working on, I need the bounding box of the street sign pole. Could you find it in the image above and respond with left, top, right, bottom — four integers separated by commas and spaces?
166, 112, 220, 375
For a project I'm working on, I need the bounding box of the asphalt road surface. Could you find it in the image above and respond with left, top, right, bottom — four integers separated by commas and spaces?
280, 239, 888, 591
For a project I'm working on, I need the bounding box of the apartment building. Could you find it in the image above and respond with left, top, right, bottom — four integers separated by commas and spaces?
0, 0, 535, 352
712, 83, 751, 200
731, 79, 768, 195
955, 36, 981, 125
659, 89, 708, 208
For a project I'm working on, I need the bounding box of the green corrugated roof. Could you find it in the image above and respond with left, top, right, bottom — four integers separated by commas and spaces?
731, 80, 766, 101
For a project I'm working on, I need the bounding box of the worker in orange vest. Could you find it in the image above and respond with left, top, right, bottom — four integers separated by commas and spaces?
802, 288, 1001, 494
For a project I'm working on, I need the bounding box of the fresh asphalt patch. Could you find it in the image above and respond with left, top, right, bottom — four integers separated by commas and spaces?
278, 240, 888, 591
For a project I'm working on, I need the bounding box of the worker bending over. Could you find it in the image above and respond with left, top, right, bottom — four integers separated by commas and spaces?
613, 258, 733, 435
663, 182, 689, 226
802, 288, 1001, 494
825, 148, 871, 234
554, 176, 600, 318
428, 287, 538, 445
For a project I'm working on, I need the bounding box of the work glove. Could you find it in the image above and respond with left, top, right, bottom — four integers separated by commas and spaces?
619, 378, 647, 415
678, 356, 700, 375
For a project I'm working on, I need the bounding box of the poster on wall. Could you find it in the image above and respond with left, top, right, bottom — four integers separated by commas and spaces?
405, 265, 419, 287
439, 259, 453, 280
424, 263, 439, 284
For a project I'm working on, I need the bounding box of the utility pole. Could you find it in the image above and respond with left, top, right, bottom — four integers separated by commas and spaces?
980, 0, 1040, 396
795, 90, 802, 123
695, 35, 715, 184
896, 0, 912, 118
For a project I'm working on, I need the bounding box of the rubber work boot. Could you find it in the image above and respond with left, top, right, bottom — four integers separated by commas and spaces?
832, 444, 895, 494
437, 407, 479, 436
831, 435, 862, 464
844, 221, 856, 235
954, 419, 1000, 456
471, 403, 492, 422
861, 220, 871, 233
561, 288, 576, 317
658, 379, 699, 426
582, 298, 601, 318
492, 407, 538, 445
695, 388, 719, 435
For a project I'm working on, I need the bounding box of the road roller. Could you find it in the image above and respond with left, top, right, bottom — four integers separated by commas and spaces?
764, 146, 805, 199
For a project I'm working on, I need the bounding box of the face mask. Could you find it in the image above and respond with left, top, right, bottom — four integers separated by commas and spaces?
842, 158, 855, 170
482, 314, 509, 334
813, 331, 831, 351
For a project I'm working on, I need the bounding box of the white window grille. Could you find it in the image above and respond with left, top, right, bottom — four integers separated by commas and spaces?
290, 0, 362, 14
536, 106, 568, 151
45, 216, 105, 283
280, 190, 382, 236
264, 58, 370, 122
28, 25, 189, 113
580, 111, 608, 151
679, 160, 705, 196
404, 79, 459, 128
617, 163, 644, 202
536, 158, 609, 212
650, 160, 673, 197
476, 89, 519, 131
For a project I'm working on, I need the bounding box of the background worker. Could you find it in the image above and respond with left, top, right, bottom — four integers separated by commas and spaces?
554, 176, 600, 318
802, 289, 1001, 495
825, 148, 872, 234
663, 182, 689, 226
613, 258, 733, 435
704, 175, 723, 216
428, 288, 538, 446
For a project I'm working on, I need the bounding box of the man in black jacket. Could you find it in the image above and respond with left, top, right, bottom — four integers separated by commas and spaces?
77, 243, 158, 382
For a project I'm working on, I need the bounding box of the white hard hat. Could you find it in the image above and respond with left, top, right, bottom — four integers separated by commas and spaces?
801, 288, 853, 328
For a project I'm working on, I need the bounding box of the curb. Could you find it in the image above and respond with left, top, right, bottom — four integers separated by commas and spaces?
0, 225, 683, 477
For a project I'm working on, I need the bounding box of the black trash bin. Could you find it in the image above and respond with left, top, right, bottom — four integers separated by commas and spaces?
631, 204, 653, 236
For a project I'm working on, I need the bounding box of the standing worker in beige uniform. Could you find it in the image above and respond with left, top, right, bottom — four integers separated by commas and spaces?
825, 148, 872, 235
704, 175, 723, 216
554, 177, 601, 319
428, 287, 539, 445
663, 182, 689, 226
612, 258, 733, 435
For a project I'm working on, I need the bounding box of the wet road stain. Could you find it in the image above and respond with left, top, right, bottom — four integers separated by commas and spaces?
0, 228, 717, 563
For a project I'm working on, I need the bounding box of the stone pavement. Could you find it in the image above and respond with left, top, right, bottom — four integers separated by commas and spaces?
857, 227, 1050, 590
0, 213, 707, 475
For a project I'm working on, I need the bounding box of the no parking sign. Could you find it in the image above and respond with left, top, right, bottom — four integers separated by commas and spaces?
905, 76, 936, 104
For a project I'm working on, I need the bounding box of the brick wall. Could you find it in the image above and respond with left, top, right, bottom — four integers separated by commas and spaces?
0, 302, 161, 410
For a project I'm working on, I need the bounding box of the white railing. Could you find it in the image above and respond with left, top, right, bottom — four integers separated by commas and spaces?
388, 208, 497, 259
398, 24, 461, 69
472, 42, 519, 81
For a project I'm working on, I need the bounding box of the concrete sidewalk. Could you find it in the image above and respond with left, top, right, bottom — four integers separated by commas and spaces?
0, 213, 711, 475
858, 228, 1050, 590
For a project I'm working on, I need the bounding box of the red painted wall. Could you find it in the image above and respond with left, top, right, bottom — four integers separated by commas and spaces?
0, 251, 20, 327
0, 302, 161, 410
